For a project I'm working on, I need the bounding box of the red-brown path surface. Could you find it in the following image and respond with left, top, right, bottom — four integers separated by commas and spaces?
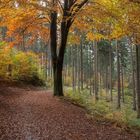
0, 86, 139, 140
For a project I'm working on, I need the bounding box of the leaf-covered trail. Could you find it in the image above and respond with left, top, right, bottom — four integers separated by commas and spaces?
0, 86, 138, 140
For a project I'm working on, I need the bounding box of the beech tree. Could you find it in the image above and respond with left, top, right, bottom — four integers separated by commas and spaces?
50, 0, 88, 96
0, 0, 89, 96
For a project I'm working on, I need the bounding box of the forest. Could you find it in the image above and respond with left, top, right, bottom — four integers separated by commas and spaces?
0, 0, 140, 139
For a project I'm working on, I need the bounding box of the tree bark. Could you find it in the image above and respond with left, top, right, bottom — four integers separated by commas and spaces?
50, 6, 62, 96
80, 38, 84, 90
105, 65, 108, 100
130, 44, 137, 110
78, 46, 81, 92
136, 44, 140, 118
94, 41, 99, 100
116, 40, 121, 109
109, 45, 113, 101
72, 46, 75, 92
121, 65, 124, 103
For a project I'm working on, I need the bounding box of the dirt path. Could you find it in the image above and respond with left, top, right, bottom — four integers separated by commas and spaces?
0, 86, 139, 140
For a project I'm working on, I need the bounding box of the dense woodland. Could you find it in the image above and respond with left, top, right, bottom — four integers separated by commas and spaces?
0, 0, 140, 129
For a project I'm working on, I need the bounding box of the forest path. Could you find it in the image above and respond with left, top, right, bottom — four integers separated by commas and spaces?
0, 86, 138, 140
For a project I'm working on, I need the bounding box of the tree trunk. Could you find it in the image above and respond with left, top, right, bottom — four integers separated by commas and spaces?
89, 45, 92, 95
116, 40, 121, 109
45, 44, 48, 81
136, 44, 140, 118
50, 7, 62, 96
121, 65, 124, 103
109, 45, 113, 101
105, 65, 109, 100
94, 41, 99, 100
99, 68, 102, 96
53, 64, 63, 96
130, 44, 137, 110
80, 38, 84, 90
50, 4, 64, 96
78, 46, 81, 92
72, 47, 75, 92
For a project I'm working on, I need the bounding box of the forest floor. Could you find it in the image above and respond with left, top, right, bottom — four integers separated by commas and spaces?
0, 85, 139, 140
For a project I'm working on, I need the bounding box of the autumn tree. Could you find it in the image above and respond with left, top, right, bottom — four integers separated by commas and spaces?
50, 0, 89, 96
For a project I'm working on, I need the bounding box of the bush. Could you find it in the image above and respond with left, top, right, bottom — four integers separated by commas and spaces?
0, 45, 44, 86
19, 74, 45, 86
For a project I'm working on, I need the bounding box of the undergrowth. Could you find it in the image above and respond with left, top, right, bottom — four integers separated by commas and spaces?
64, 88, 140, 133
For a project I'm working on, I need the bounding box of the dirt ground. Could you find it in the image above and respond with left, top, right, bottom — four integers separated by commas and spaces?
0, 85, 139, 140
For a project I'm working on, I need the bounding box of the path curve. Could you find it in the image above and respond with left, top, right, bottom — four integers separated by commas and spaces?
0, 86, 138, 140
